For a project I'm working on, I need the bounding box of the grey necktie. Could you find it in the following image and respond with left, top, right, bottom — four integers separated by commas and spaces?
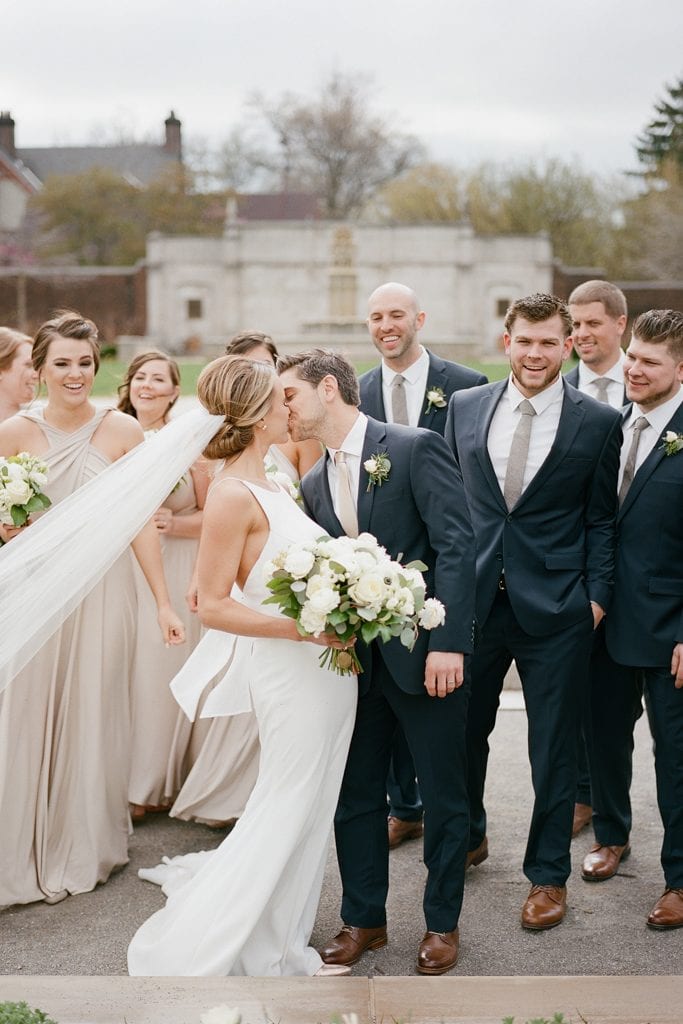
391, 374, 409, 425
593, 378, 611, 403
503, 399, 537, 509
334, 451, 358, 538
618, 416, 649, 505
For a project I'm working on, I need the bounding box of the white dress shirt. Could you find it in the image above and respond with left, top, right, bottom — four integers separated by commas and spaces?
488, 375, 565, 497
380, 346, 430, 427
577, 352, 626, 409
618, 385, 683, 488
326, 413, 368, 520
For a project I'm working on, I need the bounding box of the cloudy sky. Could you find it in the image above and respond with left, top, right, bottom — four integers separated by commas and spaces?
6, 0, 682, 178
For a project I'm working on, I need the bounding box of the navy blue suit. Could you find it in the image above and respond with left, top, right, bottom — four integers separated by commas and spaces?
591, 401, 683, 886
446, 379, 622, 885
359, 350, 487, 821
301, 416, 476, 931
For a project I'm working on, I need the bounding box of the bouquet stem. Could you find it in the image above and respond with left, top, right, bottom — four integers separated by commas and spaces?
318, 646, 362, 676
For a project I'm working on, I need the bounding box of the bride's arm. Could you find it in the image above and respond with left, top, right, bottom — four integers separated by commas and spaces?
197, 482, 302, 641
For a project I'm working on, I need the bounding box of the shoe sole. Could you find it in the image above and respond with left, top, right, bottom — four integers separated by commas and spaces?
466, 848, 489, 869
389, 831, 424, 850
521, 915, 565, 931
581, 845, 631, 882
416, 959, 458, 975
323, 935, 388, 966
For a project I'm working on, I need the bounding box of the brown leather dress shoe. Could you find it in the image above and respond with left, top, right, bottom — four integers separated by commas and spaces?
521, 885, 567, 930
388, 815, 424, 850
572, 802, 593, 838
646, 888, 683, 930
416, 928, 459, 975
466, 836, 489, 869
320, 925, 388, 965
581, 842, 630, 881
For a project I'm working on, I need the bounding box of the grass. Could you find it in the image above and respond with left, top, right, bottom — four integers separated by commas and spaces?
91, 357, 510, 398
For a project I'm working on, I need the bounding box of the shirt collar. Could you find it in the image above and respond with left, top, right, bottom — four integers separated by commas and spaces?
380, 346, 428, 386
506, 373, 564, 415
327, 412, 368, 461
578, 350, 625, 387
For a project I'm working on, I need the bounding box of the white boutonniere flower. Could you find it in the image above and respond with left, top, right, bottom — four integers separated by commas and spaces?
660, 430, 683, 456
425, 386, 447, 414
364, 451, 391, 490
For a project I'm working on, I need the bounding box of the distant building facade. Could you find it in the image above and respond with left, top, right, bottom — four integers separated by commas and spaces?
144, 220, 554, 359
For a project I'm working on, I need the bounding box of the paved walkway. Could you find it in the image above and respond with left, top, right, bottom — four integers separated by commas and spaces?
1, 699, 681, 1021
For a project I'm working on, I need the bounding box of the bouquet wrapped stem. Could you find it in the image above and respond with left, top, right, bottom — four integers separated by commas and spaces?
263, 532, 446, 677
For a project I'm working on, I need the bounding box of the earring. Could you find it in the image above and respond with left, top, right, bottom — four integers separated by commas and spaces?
260, 420, 267, 431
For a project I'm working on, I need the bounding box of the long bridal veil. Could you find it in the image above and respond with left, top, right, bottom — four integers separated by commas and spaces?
0, 407, 223, 693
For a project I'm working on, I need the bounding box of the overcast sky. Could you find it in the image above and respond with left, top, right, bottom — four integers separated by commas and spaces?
5, 0, 682, 178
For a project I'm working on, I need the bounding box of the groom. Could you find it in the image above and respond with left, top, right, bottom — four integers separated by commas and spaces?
278, 349, 476, 974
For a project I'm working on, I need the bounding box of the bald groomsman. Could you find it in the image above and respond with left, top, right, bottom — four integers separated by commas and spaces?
359, 281, 486, 851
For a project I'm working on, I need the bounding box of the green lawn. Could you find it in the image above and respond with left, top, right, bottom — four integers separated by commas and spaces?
93, 357, 510, 397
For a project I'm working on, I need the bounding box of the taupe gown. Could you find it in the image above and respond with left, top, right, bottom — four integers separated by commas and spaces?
0, 408, 136, 907
128, 470, 205, 807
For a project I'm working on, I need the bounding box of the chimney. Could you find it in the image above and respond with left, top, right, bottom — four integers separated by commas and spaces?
0, 111, 16, 158
164, 110, 182, 162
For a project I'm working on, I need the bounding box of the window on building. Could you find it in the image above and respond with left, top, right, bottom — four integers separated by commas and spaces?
187, 298, 203, 320
496, 298, 510, 317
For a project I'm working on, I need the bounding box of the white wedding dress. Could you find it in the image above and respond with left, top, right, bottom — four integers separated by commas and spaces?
127, 481, 357, 976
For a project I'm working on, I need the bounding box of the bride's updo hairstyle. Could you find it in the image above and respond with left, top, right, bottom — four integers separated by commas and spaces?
198, 355, 276, 461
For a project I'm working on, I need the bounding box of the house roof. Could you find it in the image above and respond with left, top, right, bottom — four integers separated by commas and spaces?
0, 149, 41, 193
16, 144, 177, 187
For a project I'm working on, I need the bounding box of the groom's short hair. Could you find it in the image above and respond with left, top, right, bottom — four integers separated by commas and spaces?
277, 349, 360, 407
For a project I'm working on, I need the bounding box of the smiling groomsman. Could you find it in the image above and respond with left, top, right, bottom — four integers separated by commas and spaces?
582, 309, 683, 928
446, 293, 622, 930
359, 281, 486, 851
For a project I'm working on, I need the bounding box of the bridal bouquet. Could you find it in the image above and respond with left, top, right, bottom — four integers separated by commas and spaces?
263, 532, 446, 675
0, 452, 51, 528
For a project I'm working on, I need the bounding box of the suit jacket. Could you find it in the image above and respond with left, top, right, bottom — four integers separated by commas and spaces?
564, 364, 627, 407
301, 416, 476, 695
445, 379, 622, 637
606, 402, 683, 667
359, 350, 487, 438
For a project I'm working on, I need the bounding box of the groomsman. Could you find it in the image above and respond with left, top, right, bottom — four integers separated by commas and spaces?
583, 309, 683, 929
359, 281, 486, 851
565, 279, 630, 837
446, 293, 622, 929
279, 349, 476, 973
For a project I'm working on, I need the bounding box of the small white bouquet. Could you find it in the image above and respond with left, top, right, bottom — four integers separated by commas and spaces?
263, 532, 446, 675
265, 457, 302, 505
0, 452, 51, 528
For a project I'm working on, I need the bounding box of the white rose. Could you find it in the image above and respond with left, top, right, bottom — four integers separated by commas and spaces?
364, 457, 378, 474
419, 598, 446, 630
28, 469, 47, 489
300, 601, 328, 636
283, 547, 316, 579
199, 1006, 242, 1024
394, 588, 415, 616
306, 575, 341, 614
4, 478, 31, 505
348, 572, 388, 608
664, 430, 678, 443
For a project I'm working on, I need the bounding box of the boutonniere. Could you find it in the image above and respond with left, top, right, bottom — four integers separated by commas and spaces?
364, 451, 391, 491
660, 430, 683, 456
424, 386, 447, 414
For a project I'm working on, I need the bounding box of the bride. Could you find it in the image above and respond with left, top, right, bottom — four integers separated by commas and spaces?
127, 355, 358, 977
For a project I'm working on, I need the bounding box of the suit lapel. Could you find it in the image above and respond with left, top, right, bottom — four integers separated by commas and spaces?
362, 366, 386, 421
417, 351, 448, 429
619, 404, 683, 519
357, 418, 388, 534
308, 453, 344, 535
515, 384, 584, 509
476, 380, 508, 511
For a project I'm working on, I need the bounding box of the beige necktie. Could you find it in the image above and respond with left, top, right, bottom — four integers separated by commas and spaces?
391, 374, 409, 425
593, 377, 611, 403
334, 451, 359, 538
618, 416, 649, 505
503, 399, 537, 509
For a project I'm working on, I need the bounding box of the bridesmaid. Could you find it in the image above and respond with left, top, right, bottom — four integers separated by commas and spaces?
0, 327, 37, 423
169, 331, 322, 828
117, 350, 210, 820
0, 311, 184, 908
